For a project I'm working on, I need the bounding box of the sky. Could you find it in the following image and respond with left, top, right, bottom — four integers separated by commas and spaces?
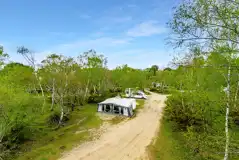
0, 0, 180, 69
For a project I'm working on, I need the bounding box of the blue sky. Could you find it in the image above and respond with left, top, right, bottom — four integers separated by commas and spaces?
0, 0, 179, 69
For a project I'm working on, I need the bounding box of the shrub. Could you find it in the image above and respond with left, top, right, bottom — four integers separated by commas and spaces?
47, 111, 61, 126
87, 91, 118, 103
0, 84, 43, 157
164, 91, 223, 131
149, 86, 173, 94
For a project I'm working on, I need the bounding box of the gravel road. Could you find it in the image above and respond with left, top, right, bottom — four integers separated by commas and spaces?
60, 93, 167, 160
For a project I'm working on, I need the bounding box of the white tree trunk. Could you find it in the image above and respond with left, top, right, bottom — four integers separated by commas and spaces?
93, 85, 96, 94
84, 79, 90, 102
180, 81, 185, 109
224, 65, 230, 160
34, 72, 45, 108
59, 94, 64, 124
33, 83, 39, 96
98, 81, 101, 92
51, 78, 55, 111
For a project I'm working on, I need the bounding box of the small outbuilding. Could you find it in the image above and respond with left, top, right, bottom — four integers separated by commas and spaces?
97, 97, 136, 117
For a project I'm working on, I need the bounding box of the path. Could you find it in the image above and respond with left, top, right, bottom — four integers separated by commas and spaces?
60, 93, 167, 160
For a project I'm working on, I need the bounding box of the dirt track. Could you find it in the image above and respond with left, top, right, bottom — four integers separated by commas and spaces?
60, 93, 167, 160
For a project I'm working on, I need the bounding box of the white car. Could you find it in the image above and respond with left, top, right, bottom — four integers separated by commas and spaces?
133, 91, 147, 99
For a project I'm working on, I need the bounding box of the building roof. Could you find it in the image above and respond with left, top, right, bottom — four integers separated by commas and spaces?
99, 97, 135, 108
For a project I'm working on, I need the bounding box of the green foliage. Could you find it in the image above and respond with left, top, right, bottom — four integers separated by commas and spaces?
148, 119, 195, 160
87, 91, 118, 104
165, 91, 225, 131
163, 0, 239, 158
0, 46, 9, 68
0, 84, 44, 159
15, 104, 102, 160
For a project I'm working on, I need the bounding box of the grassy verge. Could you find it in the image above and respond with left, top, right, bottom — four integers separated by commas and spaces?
109, 116, 127, 125
15, 104, 102, 160
148, 118, 192, 160
130, 99, 145, 119
144, 89, 151, 95
136, 99, 145, 110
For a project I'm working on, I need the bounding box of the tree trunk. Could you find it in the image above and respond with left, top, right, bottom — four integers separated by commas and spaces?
33, 83, 39, 96
59, 94, 64, 125
180, 81, 185, 109
224, 65, 230, 160
84, 79, 90, 102
93, 85, 96, 94
34, 72, 46, 111
98, 80, 101, 92
51, 78, 55, 111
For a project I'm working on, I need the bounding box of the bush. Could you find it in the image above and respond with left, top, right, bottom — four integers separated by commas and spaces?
47, 110, 70, 126
87, 91, 118, 103
150, 86, 172, 94
47, 111, 61, 126
231, 104, 239, 126
164, 91, 223, 131
0, 85, 43, 157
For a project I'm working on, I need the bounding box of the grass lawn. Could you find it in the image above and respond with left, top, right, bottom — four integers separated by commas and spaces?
148, 118, 191, 160
130, 99, 145, 119
109, 116, 127, 125
14, 104, 102, 160
136, 99, 145, 110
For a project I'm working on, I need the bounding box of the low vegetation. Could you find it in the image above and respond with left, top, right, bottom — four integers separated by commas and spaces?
109, 116, 127, 125
148, 119, 191, 160
136, 99, 145, 110
14, 104, 102, 160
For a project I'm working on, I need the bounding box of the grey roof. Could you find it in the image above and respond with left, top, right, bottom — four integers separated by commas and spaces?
99, 97, 134, 108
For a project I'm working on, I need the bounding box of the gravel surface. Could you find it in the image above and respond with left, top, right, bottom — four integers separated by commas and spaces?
60, 93, 167, 160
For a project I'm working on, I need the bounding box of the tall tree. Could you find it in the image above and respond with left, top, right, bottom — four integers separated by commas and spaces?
0, 46, 9, 68
169, 0, 239, 159
151, 65, 159, 76
78, 50, 108, 101
17, 46, 46, 109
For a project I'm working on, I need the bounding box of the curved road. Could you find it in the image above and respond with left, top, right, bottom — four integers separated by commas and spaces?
60, 93, 167, 160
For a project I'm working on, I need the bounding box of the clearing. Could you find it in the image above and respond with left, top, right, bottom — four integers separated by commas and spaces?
60, 93, 167, 160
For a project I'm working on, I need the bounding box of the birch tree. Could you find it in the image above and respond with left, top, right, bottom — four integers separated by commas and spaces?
169, 0, 239, 159
78, 50, 108, 101
0, 46, 9, 69
17, 46, 46, 109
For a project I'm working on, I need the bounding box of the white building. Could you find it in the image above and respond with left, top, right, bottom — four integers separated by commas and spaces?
97, 97, 136, 117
